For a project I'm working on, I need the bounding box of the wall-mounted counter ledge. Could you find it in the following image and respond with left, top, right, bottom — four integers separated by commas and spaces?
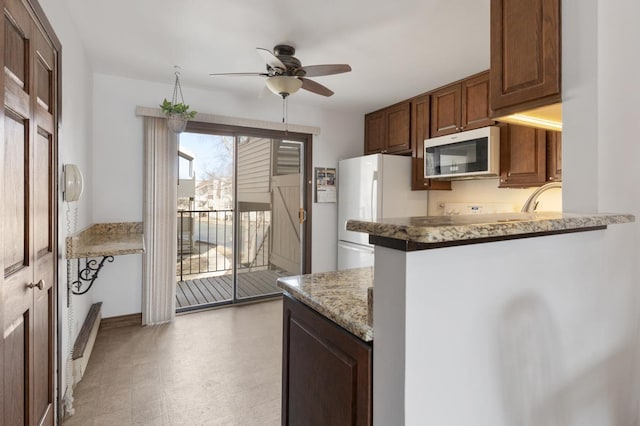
347, 212, 635, 251
66, 222, 145, 259
277, 267, 373, 342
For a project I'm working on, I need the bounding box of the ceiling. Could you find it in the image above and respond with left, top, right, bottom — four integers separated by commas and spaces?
63, 0, 490, 114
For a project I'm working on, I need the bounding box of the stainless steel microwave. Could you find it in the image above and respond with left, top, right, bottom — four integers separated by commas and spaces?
424, 126, 500, 179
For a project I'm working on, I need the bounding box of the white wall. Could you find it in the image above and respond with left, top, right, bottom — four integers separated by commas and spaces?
92, 74, 362, 317
39, 0, 95, 407
385, 224, 636, 425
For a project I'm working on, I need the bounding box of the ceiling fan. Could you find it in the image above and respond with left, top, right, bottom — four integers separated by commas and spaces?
210, 44, 352, 98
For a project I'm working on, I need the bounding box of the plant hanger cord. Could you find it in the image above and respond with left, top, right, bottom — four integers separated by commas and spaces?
172, 68, 185, 106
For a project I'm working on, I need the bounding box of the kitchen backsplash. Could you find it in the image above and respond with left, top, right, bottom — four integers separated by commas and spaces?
427, 178, 562, 216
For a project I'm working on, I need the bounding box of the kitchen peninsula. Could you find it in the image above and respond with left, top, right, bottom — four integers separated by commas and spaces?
279, 212, 635, 426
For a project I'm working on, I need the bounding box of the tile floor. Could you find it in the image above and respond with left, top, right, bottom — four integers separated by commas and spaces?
63, 299, 282, 426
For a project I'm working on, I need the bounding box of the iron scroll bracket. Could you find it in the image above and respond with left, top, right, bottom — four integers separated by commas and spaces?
70, 256, 115, 295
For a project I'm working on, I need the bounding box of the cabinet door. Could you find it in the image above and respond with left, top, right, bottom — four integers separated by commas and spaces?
430, 83, 461, 137
386, 101, 411, 154
364, 110, 385, 154
411, 95, 451, 191
461, 71, 494, 131
490, 0, 561, 116
546, 130, 562, 182
282, 295, 372, 426
499, 124, 547, 188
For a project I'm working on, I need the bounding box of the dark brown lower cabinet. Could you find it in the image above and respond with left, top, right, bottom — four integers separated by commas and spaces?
282, 294, 373, 426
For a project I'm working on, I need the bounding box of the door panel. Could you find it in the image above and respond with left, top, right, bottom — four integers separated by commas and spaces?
4, 14, 28, 88
33, 287, 52, 422
4, 314, 28, 426
34, 129, 52, 255
271, 173, 301, 275
3, 111, 28, 275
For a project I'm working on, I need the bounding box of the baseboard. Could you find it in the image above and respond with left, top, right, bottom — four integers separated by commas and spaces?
72, 302, 102, 386
100, 312, 142, 330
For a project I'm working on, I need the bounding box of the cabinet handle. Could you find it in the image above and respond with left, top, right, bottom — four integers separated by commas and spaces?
549, 176, 555, 181
507, 172, 511, 177
460, 126, 465, 130
27, 280, 44, 290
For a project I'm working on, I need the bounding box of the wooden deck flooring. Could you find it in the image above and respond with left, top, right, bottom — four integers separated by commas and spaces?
176, 269, 287, 310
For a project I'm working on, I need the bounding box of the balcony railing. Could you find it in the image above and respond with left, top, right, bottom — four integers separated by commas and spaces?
177, 209, 271, 281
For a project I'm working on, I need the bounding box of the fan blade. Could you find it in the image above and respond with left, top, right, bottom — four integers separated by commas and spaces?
300, 78, 334, 97
209, 72, 268, 77
298, 64, 351, 77
256, 48, 286, 71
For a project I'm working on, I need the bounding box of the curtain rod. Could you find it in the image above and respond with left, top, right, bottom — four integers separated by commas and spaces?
135, 106, 321, 136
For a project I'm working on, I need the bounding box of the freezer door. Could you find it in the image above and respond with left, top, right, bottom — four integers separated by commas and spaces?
338, 155, 380, 246
337, 241, 374, 270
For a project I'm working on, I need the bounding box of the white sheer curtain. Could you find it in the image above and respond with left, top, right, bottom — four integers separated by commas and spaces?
142, 117, 177, 325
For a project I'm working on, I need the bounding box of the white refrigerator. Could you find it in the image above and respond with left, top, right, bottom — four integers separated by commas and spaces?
337, 154, 428, 270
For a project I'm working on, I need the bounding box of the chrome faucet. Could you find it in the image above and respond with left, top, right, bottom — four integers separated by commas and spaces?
520, 182, 562, 212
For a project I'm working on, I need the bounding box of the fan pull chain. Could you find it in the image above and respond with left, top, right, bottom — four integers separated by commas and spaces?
282, 96, 289, 133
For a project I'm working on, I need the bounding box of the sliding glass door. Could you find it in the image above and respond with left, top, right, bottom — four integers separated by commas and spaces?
176, 126, 309, 312
236, 137, 304, 302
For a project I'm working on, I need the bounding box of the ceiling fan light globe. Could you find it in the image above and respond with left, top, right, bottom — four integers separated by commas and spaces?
266, 76, 302, 97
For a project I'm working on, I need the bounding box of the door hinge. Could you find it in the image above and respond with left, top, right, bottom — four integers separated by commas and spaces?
299, 208, 307, 224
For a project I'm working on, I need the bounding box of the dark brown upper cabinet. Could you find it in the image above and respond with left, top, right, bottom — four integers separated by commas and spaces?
431, 71, 494, 137
499, 124, 562, 188
490, 0, 561, 117
411, 95, 451, 191
364, 110, 386, 154
364, 100, 411, 155
546, 130, 562, 182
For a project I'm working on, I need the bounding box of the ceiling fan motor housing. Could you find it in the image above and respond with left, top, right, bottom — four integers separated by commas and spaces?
271, 44, 303, 75
210, 43, 350, 97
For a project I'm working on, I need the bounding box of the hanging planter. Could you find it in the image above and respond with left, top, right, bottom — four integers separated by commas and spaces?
165, 112, 188, 133
160, 68, 197, 134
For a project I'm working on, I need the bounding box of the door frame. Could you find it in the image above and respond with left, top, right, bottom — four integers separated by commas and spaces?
185, 121, 313, 275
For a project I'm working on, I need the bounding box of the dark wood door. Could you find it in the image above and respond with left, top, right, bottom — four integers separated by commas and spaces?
282, 295, 372, 426
364, 110, 385, 154
499, 124, 547, 188
430, 82, 461, 137
490, 0, 561, 116
2, 0, 58, 424
385, 100, 411, 154
546, 130, 562, 182
411, 95, 451, 191
461, 71, 494, 131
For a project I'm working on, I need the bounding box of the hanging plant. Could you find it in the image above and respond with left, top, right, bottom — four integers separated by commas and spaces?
161, 68, 197, 133
160, 98, 197, 133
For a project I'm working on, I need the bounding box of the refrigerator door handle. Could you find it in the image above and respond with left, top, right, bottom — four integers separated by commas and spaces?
371, 170, 378, 220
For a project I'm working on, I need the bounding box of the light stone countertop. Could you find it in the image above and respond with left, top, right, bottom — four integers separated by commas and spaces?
277, 267, 373, 342
66, 222, 144, 259
347, 212, 635, 247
